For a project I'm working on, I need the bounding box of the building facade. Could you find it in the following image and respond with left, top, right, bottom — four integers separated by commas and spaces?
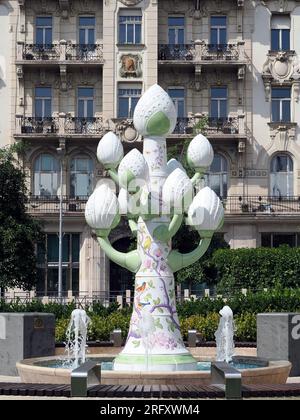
1, 0, 300, 297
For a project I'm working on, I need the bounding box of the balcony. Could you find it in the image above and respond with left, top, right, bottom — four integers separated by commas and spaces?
158, 41, 247, 67
21, 44, 60, 61
170, 115, 245, 138
19, 117, 59, 135
15, 115, 105, 139
223, 196, 300, 215
26, 195, 300, 217
158, 44, 195, 62
64, 117, 104, 135
27, 196, 87, 215
16, 41, 104, 66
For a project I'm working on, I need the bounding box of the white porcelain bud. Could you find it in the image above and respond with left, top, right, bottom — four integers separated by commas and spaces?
166, 158, 186, 176
162, 168, 193, 213
97, 131, 124, 169
133, 84, 177, 137
85, 184, 120, 230
118, 149, 149, 189
187, 134, 214, 172
189, 186, 224, 232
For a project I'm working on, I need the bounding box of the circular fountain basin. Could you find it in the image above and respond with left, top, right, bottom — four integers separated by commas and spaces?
16, 355, 291, 386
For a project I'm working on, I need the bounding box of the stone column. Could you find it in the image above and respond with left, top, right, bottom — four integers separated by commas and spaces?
79, 226, 109, 296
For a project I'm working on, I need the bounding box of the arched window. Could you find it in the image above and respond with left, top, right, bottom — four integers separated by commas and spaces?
270, 154, 293, 197
205, 153, 228, 198
70, 156, 93, 197
34, 153, 59, 196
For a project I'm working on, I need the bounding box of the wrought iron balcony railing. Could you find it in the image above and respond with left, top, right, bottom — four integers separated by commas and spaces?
65, 44, 103, 61
19, 117, 59, 134
17, 42, 103, 63
26, 195, 300, 215
64, 117, 104, 135
223, 196, 300, 214
16, 115, 104, 137
158, 41, 245, 63
21, 44, 60, 61
27, 195, 87, 214
171, 116, 242, 135
158, 44, 195, 61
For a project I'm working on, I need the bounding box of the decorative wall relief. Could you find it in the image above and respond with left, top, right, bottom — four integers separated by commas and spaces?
119, 54, 142, 78
262, 51, 300, 83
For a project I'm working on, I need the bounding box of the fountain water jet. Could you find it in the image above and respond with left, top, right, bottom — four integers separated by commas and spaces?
65, 309, 90, 369
215, 306, 235, 363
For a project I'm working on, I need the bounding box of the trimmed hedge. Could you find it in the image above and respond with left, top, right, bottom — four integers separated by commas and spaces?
213, 246, 300, 292
55, 312, 257, 343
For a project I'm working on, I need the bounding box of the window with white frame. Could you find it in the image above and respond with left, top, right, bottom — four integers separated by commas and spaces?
36, 16, 52, 47
271, 15, 290, 51
34, 153, 59, 196
270, 154, 293, 197
205, 153, 228, 198
118, 84, 142, 118
79, 16, 95, 45
210, 86, 228, 119
35, 87, 52, 118
168, 16, 185, 44
78, 87, 94, 119
168, 88, 185, 118
119, 9, 142, 44
70, 156, 93, 197
271, 87, 291, 122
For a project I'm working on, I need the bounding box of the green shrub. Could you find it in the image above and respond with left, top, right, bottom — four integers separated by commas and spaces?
213, 246, 300, 292
180, 313, 220, 341
235, 313, 257, 342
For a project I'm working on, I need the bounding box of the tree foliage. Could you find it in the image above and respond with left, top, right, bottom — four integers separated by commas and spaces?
0, 144, 43, 290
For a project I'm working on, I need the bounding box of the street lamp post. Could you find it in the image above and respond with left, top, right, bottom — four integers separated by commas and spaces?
57, 146, 65, 299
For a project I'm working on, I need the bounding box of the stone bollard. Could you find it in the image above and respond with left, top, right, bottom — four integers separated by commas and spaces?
184, 289, 190, 301
204, 289, 210, 298
110, 329, 123, 347
116, 295, 123, 309
188, 330, 198, 347
125, 289, 131, 305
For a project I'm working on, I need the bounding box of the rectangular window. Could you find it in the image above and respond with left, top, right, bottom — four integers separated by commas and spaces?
78, 87, 94, 118
271, 15, 290, 51
36, 233, 80, 296
119, 11, 142, 44
261, 232, 297, 248
79, 16, 95, 45
168, 88, 185, 118
35, 87, 52, 118
271, 87, 291, 122
210, 86, 228, 119
118, 85, 142, 118
210, 15, 227, 47
36, 16, 52, 47
168, 16, 185, 45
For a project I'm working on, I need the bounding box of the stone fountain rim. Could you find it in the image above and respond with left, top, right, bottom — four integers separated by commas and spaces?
16, 354, 291, 380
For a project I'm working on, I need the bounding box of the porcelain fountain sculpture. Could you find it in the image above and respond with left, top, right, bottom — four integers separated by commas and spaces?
85, 84, 224, 372
215, 306, 235, 363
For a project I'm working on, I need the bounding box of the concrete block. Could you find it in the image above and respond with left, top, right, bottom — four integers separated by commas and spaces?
257, 313, 300, 376
0, 313, 55, 376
